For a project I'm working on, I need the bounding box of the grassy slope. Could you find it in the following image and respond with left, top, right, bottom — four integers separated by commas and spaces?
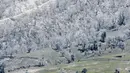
10, 40, 130, 73
35, 40, 130, 73
37, 52, 130, 73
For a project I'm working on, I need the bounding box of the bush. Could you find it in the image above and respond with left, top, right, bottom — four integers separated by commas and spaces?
0, 64, 5, 73
81, 68, 87, 73
100, 31, 106, 43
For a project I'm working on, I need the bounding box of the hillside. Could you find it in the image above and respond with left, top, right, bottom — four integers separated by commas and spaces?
0, 0, 130, 72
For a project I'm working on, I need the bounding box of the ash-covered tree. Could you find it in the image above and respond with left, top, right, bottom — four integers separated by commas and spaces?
118, 12, 125, 26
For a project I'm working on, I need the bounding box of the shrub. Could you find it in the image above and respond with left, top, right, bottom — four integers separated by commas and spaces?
100, 31, 106, 43
0, 64, 5, 73
81, 68, 87, 73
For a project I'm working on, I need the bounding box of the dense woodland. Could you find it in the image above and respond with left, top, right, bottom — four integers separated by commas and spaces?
0, 0, 130, 72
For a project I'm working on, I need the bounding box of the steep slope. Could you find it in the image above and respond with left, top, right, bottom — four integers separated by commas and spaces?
0, 0, 130, 72
0, 0, 49, 19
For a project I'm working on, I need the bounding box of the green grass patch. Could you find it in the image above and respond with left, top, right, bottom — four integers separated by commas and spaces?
37, 52, 130, 73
